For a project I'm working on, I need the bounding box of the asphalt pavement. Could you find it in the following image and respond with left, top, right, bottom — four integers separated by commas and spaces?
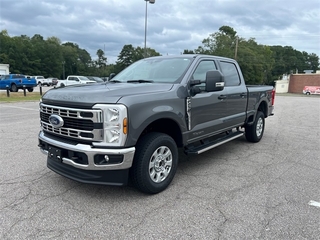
0, 95, 319, 239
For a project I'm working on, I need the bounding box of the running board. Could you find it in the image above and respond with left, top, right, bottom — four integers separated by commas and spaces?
185, 131, 244, 155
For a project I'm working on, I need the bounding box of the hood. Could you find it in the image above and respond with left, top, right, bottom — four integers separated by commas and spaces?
42, 82, 174, 107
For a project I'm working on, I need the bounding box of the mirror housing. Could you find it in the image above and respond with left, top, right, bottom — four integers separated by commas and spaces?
109, 73, 116, 80
205, 70, 224, 92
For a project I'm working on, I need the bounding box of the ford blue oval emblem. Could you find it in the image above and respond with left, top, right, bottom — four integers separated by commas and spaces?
49, 114, 64, 128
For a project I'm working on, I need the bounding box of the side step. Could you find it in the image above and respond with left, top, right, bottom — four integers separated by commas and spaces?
185, 131, 244, 155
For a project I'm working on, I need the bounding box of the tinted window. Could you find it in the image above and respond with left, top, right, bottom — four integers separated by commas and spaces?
13, 74, 25, 79
192, 60, 217, 81
220, 61, 240, 86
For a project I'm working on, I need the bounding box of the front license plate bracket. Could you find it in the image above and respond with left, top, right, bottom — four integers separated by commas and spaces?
48, 146, 62, 162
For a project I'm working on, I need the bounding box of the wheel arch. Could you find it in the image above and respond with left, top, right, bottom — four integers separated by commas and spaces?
247, 100, 268, 125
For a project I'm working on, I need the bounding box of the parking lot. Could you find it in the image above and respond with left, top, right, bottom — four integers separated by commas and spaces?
0, 95, 319, 239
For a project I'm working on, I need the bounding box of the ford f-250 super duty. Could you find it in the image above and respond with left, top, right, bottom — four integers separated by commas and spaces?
38, 55, 275, 194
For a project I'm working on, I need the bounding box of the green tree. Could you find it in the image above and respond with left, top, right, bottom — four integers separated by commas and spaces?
115, 44, 160, 73
61, 42, 92, 77
183, 49, 195, 54
193, 26, 275, 84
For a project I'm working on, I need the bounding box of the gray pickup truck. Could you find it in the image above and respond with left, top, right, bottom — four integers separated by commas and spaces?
38, 54, 275, 194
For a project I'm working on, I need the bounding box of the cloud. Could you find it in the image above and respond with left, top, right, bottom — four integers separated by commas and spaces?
1, 0, 319, 63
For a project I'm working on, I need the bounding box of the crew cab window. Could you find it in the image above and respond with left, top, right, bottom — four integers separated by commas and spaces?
13, 74, 24, 79
219, 61, 240, 86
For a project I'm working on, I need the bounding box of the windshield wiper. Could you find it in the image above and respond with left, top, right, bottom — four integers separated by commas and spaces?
108, 80, 122, 83
127, 80, 154, 83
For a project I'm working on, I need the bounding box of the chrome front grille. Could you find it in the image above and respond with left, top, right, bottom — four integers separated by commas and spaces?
40, 103, 103, 141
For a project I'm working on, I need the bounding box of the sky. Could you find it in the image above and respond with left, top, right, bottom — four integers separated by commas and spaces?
1, 0, 320, 64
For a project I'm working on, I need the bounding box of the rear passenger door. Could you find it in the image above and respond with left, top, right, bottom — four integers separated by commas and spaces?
219, 61, 247, 127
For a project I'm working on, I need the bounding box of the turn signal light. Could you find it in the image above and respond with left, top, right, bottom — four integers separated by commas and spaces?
123, 118, 127, 134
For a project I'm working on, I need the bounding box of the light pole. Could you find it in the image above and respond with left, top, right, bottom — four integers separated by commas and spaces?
62, 61, 65, 79
144, 0, 155, 58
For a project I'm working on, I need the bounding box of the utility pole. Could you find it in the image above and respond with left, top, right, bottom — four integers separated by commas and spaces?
234, 37, 239, 60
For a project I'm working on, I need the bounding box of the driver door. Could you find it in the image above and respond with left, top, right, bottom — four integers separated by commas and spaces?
187, 59, 229, 143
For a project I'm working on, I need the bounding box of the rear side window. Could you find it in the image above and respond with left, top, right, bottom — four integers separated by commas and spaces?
220, 61, 240, 86
13, 74, 25, 79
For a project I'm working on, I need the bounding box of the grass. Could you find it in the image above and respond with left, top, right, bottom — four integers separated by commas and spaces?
0, 91, 43, 102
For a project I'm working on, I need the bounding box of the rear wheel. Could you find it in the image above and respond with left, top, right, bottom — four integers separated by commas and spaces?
130, 132, 178, 194
245, 111, 265, 142
306, 92, 310, 95
11, 84, 18, 92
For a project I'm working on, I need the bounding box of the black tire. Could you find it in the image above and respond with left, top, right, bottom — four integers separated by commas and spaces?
130, 132, 178, 194
245, 111, 265, 143
60, 83, 65, 87
306, 92, 310, 95
11, 84, 18, 92
27, 88, 34, 92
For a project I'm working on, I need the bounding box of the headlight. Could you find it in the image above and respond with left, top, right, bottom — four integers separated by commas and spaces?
93, 104, 128, 146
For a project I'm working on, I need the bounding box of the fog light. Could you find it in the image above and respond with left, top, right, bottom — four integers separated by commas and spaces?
94, 155, 124, 165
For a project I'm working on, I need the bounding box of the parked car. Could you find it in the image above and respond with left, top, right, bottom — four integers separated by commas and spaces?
34, 76, 51, 86
0, 74, 37, 92
47, 78, 59, 86
86, 76, 104, 83
56, 76, 96, 87
303, 86, 320, 95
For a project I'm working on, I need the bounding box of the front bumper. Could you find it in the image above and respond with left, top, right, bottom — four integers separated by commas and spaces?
38, 131, 135, 171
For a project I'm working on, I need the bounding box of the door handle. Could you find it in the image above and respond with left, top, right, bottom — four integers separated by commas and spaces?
218, 95, 227, 100
240, 92, 247, 98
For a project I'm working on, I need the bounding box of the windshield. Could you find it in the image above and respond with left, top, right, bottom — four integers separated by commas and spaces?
113, 57, 193, 83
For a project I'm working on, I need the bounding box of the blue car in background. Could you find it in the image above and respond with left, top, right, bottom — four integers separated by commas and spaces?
0, 74, 37, 92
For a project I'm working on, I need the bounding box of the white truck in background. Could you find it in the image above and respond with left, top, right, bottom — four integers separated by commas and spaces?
56, 75, 96, 87
34, 76, 52, 86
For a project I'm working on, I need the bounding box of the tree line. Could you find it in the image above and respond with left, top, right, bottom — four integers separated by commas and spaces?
0, 26, 319, 85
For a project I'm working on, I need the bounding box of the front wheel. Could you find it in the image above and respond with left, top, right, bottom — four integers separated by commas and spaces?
11, 84, 18, 92
245, 111, 265, 143
27, 88, 34, 92
130, 132, 178, 194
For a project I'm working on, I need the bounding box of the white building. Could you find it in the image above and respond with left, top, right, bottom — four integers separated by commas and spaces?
274, 74, 289, 93
0, 64, 10, 75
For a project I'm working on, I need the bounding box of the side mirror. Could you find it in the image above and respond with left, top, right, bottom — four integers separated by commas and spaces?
109, 73, 116, 80
205, 70, 224, 92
